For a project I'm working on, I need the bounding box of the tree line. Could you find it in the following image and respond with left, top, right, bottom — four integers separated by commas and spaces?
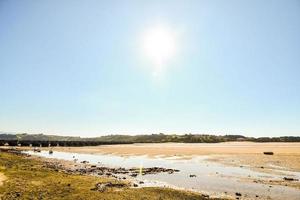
0, 133, 299, 146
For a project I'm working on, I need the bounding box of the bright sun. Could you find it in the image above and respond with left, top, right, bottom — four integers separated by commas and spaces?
142, 25, 177, 75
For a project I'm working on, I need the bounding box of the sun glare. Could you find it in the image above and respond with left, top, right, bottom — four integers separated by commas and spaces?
141, 25, 177, 75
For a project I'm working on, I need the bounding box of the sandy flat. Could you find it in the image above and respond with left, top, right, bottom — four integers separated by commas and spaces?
17, 142, 300, 171
49, 142, 300, 155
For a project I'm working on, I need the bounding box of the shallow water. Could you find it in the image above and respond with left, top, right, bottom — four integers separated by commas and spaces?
25, 151, 300, 200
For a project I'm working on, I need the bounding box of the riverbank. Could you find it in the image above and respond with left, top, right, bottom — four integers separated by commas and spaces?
0, 149, 223, 200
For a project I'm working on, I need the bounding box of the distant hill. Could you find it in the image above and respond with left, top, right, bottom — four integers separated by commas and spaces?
0, 132, 300, 146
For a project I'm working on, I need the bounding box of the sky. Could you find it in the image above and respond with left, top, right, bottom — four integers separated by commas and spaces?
0, 0, 300, 137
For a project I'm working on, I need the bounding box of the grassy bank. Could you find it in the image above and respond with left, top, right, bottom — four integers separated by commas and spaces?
0, 151, 219, 200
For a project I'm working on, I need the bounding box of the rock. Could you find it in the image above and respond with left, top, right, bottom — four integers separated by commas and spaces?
235, 192, 242, 196
133, 183, 138, 187
33, 148, 41, 152
189, 174, 196, 177
263, 152, 274, 155
139, 181, 144, 184
201, 194, 209, 198
283, 177, 299, 181
91, 183, 107, 192
91, 182, 127, 192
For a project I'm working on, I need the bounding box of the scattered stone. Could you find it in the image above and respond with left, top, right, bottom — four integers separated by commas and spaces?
139, 181, 144, 184
263, 152, 274, 155
39, 155, 180, 185
189, 174, 196, 178
133, 183, 138, 187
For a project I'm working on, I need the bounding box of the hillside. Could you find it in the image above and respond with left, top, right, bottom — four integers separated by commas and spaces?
0, 132, 299, 146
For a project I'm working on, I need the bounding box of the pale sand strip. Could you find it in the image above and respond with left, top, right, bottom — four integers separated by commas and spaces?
50, 142, 300, 156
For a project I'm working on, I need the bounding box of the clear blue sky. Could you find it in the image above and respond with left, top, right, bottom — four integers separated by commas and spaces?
0, 0, 299, 137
